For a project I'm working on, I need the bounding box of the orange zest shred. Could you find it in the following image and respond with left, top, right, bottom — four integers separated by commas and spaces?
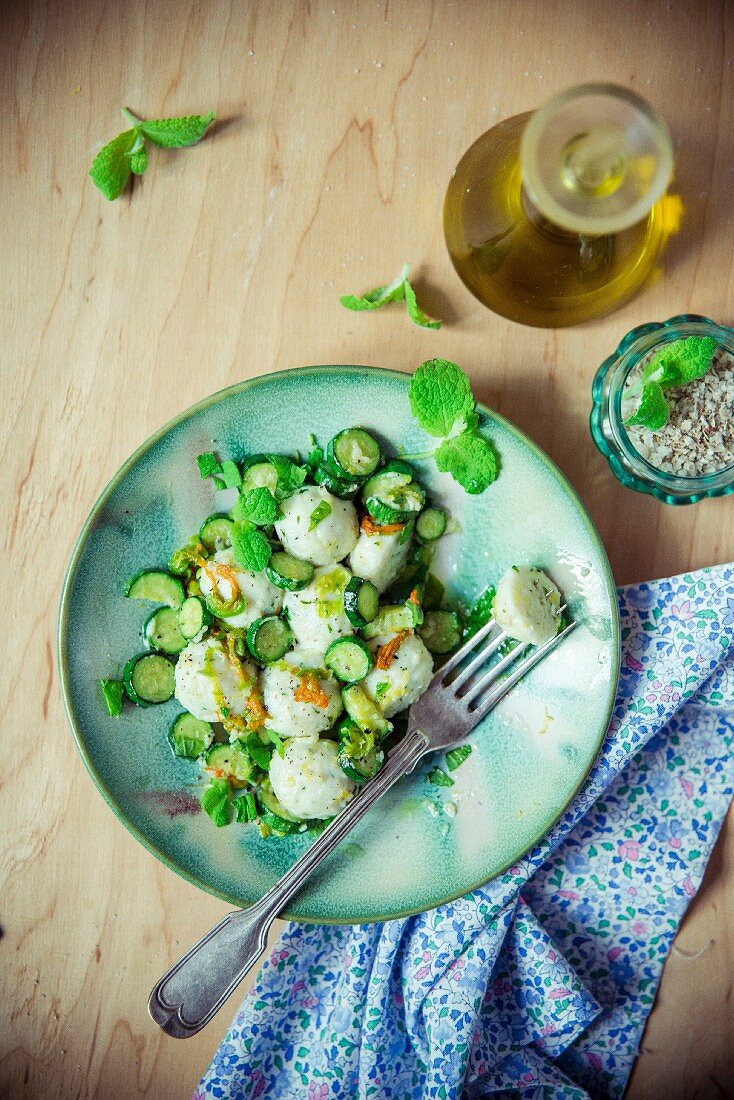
408, 588, 421, 606
294, 671, 330, 708
360, 515, 405, 537
376, 629, 410, 670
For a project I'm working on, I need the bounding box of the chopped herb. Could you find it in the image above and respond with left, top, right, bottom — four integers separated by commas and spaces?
374, 681, 389, 701
246, 732, 273, 770
234, 487, 279, 526
427, 766, 455, 788
268, 454, 308, 499
197, 452, 222, 479
265, 728, 286, 757
219, 459, 242, 489
233, 791, 258, 823
463, 586, 496, 640
231, 520, 272, 573
446, 744, 472, 771
200, 778, 232, 827
100, 678, 124, 717
340, 264, 442, 329
309, 500, 332, 530
306, 434, 323, 471
89, 107, 215, 201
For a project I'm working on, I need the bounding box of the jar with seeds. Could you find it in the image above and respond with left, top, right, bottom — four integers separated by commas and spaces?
590, 314, 734, 504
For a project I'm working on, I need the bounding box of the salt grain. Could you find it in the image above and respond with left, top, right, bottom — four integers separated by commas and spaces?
622, 347, 734, 476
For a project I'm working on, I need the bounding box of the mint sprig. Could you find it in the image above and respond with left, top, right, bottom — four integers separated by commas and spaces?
234, 487, 279, 526
231, 520, 272, 573
624, 336, 718, 431
405, 359, 500, 494
89, 107, 215, 201
340, 265, 442, 329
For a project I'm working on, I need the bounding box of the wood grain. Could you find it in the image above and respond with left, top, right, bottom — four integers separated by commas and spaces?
2, 1, 733, 1096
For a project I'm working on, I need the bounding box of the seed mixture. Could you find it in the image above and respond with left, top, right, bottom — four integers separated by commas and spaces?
622, 347, 734, 477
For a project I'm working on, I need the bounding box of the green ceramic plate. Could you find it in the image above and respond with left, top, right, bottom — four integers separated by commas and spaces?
59, 366, 619, 923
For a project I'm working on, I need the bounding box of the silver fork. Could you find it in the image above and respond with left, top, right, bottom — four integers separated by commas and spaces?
148, 614, 577, 1037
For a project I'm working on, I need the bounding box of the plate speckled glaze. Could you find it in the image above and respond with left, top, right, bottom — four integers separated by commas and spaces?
59, 366, 619, 924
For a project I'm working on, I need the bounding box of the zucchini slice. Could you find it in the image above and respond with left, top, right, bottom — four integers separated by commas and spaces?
199, 513, 235, 552
168, 713, 214, 759
342, 684, 392, 739
362, 468, 426, 525
336, 716, 384, 784
266, 551, 314, 591
240, 458, 279, 496
418, 609, 462, 654
361, 601, 423, 640
122, 653, 175, 706
416, 507, 447, 542
258, 779, 305, 834
177, 596, 212, 640
125, 570, 185, 609
313, 464, 361, 500
343, 576, 380, 628
144, 606, 187, 655
204, 740, 257, 785
325, 428, 381, 480
246, 615, 294, 663
324, 637, 374, 683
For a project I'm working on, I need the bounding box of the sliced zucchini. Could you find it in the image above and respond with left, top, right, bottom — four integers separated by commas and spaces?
246, 615, 294, 663
324, 637, 374, 683
337, 717, 384, 783
204, 740, 257, 785
177, 596, 212, 640
125, 570, 185, 609
122, 653, 175, 706
266, 551, 314, 591
416, 507, 447, 542
240, 458, 279, 496
342, 684, 393, 739
361, 601, 423, 640
418, 609, 462, 654
343, 576, 380, 628
258, 779, 305, 834
362, 468, 426, 525
168, 713, 214, 758
144, 607, 187, 655
325, 428, 381, 480
313, 464, 361, 500
199, 513, 235, 552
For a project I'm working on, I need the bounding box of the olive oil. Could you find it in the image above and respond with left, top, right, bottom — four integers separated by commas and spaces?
444, 87, 676, 328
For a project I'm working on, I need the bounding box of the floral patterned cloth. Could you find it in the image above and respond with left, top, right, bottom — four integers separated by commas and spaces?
196, 565, 734, 1100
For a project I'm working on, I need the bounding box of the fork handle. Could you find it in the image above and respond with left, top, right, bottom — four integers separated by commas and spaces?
148, 727, 429, 1038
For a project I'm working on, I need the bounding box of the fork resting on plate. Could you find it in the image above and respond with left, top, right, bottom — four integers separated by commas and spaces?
149, 612, 577, 1037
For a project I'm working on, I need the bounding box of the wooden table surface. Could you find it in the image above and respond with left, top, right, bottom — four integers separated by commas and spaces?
3, 1, 733, 1096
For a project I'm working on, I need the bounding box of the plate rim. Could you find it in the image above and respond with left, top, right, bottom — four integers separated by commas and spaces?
58, 364, 620, 924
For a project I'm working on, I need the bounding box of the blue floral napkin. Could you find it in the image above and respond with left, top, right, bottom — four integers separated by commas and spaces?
195, 564, 734, 1100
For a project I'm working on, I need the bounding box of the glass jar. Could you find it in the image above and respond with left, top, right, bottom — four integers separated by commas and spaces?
590, 314, 734, 504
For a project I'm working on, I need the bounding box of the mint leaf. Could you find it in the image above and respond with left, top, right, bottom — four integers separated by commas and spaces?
265, 728, 285, 757
245, 732, 273, 770
89, 129, 137, 200
236, 487, 278, 526
306, 435, 323, 471
100, 678, 124, 717
427, 766, 454, 788
268, 454, 308, 499
435, 430, 499, 494
409, 359, 475, 437
446, 744, 472, 771
233, 791, 258, 823
403, 280, 442, 330
625, 380, 670, 431
644, 336, 717, 389
137, 111, 216, 148
463, 585, 496, 640
340, 265, 409, 311
309, 500, 332, 530
200, 778, 232, 826
197, 452, 221, 479
219, 459, 242, 489
231, 520, 272, 572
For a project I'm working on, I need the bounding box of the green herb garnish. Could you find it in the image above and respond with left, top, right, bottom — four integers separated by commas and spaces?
463, 585, 496, 640
309, 500, 332, 530
265, 728, 286, 757
233, 791, 258, 823
625, 336, 718, 431
234, 487, 279, 526
219, 460, 242, 490
100, 678, 124, 717
197, 452, 222, 481
200, 777, 232, 827
406, 359, 499, 494
446, 744, 472, 771
231, 520, 272, 573
306, 434, 324, 471
340, 264, 442, 329
427, 766, 455, 788
89, 107, 215, 201
268, 454, 308, 499
245, 732, 273, 770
